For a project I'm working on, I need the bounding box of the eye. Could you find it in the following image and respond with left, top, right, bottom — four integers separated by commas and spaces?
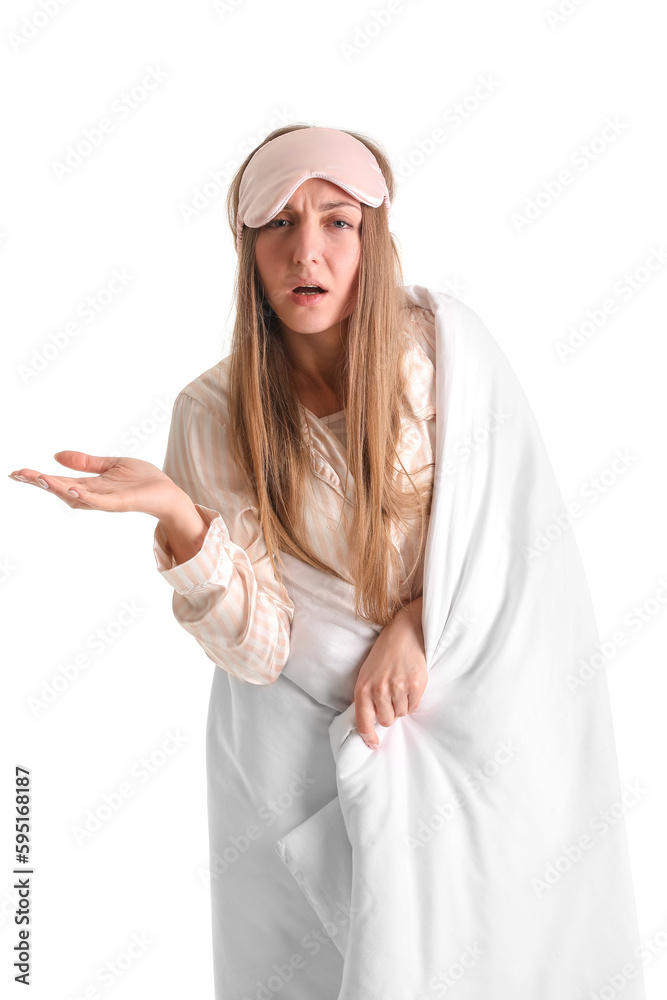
264, 218, 354, 230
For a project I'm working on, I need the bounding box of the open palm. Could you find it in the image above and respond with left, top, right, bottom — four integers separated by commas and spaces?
9, 451, 182, 518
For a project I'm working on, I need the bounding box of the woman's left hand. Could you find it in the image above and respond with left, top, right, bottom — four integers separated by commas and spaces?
353, 596, 428, 750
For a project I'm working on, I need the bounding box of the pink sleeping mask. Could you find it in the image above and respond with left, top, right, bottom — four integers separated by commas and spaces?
236, 126, 391, 253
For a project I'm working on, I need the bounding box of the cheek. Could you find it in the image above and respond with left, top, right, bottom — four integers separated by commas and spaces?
334, 247, 361, 290
254, 239, 278, 286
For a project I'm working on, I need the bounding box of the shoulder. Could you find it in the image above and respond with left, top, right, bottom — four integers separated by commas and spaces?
403, 299, 437, 367
401, 286, 516, 415
170, 356, 232, 428
402, 284, 505, 361
402, 285, 535, 423
401, 299, 437, 418
166, 357, 255, 498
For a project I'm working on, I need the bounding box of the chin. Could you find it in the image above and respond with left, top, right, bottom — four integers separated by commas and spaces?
279, 314, 336, 334
278, 302, 345, 331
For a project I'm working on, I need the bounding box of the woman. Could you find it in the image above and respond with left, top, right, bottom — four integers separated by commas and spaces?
9, 125, 645, 999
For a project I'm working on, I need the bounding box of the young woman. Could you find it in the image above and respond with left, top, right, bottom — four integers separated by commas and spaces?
9, 125, 645, 999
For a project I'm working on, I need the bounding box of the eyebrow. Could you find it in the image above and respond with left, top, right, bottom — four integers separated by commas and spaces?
282, 200, 362, 212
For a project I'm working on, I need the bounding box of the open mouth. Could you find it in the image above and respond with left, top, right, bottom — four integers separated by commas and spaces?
292, 285, 327, 295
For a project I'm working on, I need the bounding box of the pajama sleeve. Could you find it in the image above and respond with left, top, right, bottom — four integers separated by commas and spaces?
152, 389, 294, 685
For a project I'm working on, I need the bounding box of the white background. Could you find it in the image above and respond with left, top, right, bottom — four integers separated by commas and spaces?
1, 0, 665, 997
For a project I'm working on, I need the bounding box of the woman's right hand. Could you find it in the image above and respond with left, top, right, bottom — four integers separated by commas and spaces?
8, 451, 188, 521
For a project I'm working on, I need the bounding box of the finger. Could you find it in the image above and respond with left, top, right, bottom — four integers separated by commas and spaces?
354, 691, 379, 749
12, 469, 88, 490
32, 473, 97, 509
53, 451, 118, 475
9, 468, 50, 487
8, 470, 95, 509
16, 470, 118, 512
55, 477, 124, 512
375, 685, 400, 727
390, 689, 410, 719
9, 469, 68, 495
406, 686, 426, 715
10, 467, 49, 481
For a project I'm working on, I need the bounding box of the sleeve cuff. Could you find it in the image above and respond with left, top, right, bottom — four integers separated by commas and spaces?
152, 504, 234, 595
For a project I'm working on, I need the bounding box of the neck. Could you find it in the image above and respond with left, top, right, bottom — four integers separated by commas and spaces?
280, 318, 348, 396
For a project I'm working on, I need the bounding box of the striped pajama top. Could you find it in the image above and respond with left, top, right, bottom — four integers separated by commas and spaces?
153, 301, 437, 686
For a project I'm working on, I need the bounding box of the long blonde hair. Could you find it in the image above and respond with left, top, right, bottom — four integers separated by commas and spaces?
224, 123, 433, 626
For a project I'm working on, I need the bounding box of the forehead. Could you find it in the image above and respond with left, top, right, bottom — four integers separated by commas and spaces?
282, 176, 362, 211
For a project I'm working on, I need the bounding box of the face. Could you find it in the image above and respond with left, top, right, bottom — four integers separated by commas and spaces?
253, 177, 362, 341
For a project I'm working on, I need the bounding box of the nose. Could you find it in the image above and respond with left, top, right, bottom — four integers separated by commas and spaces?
289, 215, 324, 262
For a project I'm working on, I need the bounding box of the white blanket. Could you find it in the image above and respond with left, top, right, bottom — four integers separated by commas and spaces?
205, 286, 645, 999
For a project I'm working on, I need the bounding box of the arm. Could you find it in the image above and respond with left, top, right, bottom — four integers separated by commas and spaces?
153, 390, 294, 685
157, 494, 210, 566
389, 595, 424, 639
